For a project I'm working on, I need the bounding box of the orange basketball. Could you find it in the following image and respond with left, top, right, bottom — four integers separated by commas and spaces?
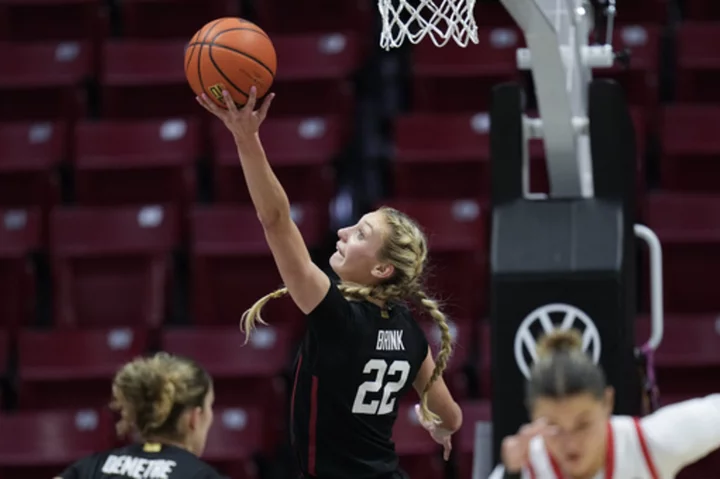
185, 18, 277, 109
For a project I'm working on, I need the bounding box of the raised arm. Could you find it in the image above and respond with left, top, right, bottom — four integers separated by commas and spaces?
641, 394, 720, 477
197, 89, 330, 314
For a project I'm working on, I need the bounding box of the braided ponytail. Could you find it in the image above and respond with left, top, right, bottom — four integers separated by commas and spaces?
240, 287, 288, 344
414, 289, 453, 424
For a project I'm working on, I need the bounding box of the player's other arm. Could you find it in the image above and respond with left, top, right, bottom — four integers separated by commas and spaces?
200, 88, 330, 314
413, 348, 462, 432
641, 394, 720, 476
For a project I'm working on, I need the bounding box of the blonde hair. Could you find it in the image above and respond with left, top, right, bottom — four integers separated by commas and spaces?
241, 207, 452, 423
526, 328, 606, 406
110, 352, 211, 440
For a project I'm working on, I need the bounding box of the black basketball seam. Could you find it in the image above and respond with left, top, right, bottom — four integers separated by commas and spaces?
187, 41, 276, 79
213, 26, 271, 41
185, 41, 199, 74
197, 18, 224, 99
207, 44, 250, 100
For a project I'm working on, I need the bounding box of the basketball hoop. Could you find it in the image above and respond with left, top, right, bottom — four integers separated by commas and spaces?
378, 0, 479, 49
378, 0, 623, 199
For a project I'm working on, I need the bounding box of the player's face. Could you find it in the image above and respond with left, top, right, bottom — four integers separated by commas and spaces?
330, 211, 394, 284
188, 387, 215, 456
531, 389, 614, 478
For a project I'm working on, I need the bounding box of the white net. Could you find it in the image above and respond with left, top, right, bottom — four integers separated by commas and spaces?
378, 0, 479, 49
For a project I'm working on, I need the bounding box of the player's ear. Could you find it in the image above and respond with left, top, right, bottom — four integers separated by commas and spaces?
371, 262, 394, 280
186, 406, 202, 431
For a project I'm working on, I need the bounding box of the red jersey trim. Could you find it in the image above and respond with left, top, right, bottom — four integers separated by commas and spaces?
308, 375, 319, 475
632, 417, 660, 479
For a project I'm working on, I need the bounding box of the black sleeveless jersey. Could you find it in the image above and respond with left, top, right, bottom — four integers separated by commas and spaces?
291, 281, 429, 479
57, 442, 226, 479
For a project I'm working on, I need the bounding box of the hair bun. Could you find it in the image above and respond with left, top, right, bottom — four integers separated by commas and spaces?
536, 329, 583, 359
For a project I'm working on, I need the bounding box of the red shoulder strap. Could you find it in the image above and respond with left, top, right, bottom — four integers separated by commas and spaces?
632, 417, 660, 479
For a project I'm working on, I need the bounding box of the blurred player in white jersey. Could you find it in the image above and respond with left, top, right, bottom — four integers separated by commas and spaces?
489, 329, 720, 479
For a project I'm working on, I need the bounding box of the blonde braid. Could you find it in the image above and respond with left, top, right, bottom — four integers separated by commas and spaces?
240, 287, 288, 344
414, 289, 453, 424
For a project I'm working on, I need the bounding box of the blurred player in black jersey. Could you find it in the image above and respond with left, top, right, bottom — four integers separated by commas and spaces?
54, 352, 225, 479
198, 87, 463, 479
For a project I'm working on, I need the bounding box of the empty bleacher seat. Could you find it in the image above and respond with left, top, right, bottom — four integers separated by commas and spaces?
0, 41, 91, 121
393, 112, 546, 199
0, 409, 115, 479
190, 204, 325, 333
636, 315, 720, 397
0, 0, 107, 41
392, 403, 444, 479
50, 205, 180, 328
660, 105, 720, 192
643, 193, 720, 313
203, 407, 263, 479
160, 326, 291, 452
456, 400, 492, 479
0, 122, 65, 208
18, 328, 149, 409
0, 209, 42, 329
418, 317, 475, 402
676, 23, 720, 103
271, 33, 362, 115
119, 0, 239, 38
255, 0, 372, 34
411, 27, 524, 112
74, 118, 199, 206
100, 40, 193, 118
212, 116, 345, 204
379, 199, 488, 319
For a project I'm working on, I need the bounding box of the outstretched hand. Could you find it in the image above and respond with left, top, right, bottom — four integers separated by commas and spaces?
196, 85, 275, 142
414, 404, 453, 461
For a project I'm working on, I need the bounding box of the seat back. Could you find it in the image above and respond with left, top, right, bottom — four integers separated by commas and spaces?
74, 118, 199, 205
18, 328, 149, 409
50, 206, 179, 327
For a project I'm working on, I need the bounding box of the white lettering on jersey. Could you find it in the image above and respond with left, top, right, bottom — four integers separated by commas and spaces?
376, 330, 405, 351
101, 455, 176, 479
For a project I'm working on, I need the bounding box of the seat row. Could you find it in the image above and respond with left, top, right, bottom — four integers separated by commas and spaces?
0, 33, 364, 120
0, 116, 348, 208
4, 192, 720, 328
0, 315, 716, 408
3, 103, 720, 209
0, 0, 677, 42
0, 0, 374, 41
0, 399, 496, 479
0, 21, 687, 120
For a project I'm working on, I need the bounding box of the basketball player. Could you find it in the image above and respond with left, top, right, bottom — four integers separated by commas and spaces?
54, 352, 225, 479
196, 88, 463, 479
489, 329, 720, 479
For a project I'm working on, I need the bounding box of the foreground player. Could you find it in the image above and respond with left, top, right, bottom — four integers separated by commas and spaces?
55, 353, 224, 479
197, 88, 462, 479
490, 329, 720, 479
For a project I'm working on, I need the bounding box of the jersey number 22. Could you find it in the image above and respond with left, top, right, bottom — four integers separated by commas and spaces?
352, 359, 410, 415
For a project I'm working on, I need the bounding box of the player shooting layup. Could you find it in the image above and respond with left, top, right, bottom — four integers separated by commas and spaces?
197, 88, 463, 479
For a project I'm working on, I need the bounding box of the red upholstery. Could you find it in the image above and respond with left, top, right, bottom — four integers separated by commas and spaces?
0, 209, 42, 329
0, 41, 91, 120
74, 118, 199, 206
0, 409, 115, 479
18, 328, 149, 409
50, 206, 179, 328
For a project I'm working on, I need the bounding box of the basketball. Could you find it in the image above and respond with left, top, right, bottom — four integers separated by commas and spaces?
185, 17, 277, 109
